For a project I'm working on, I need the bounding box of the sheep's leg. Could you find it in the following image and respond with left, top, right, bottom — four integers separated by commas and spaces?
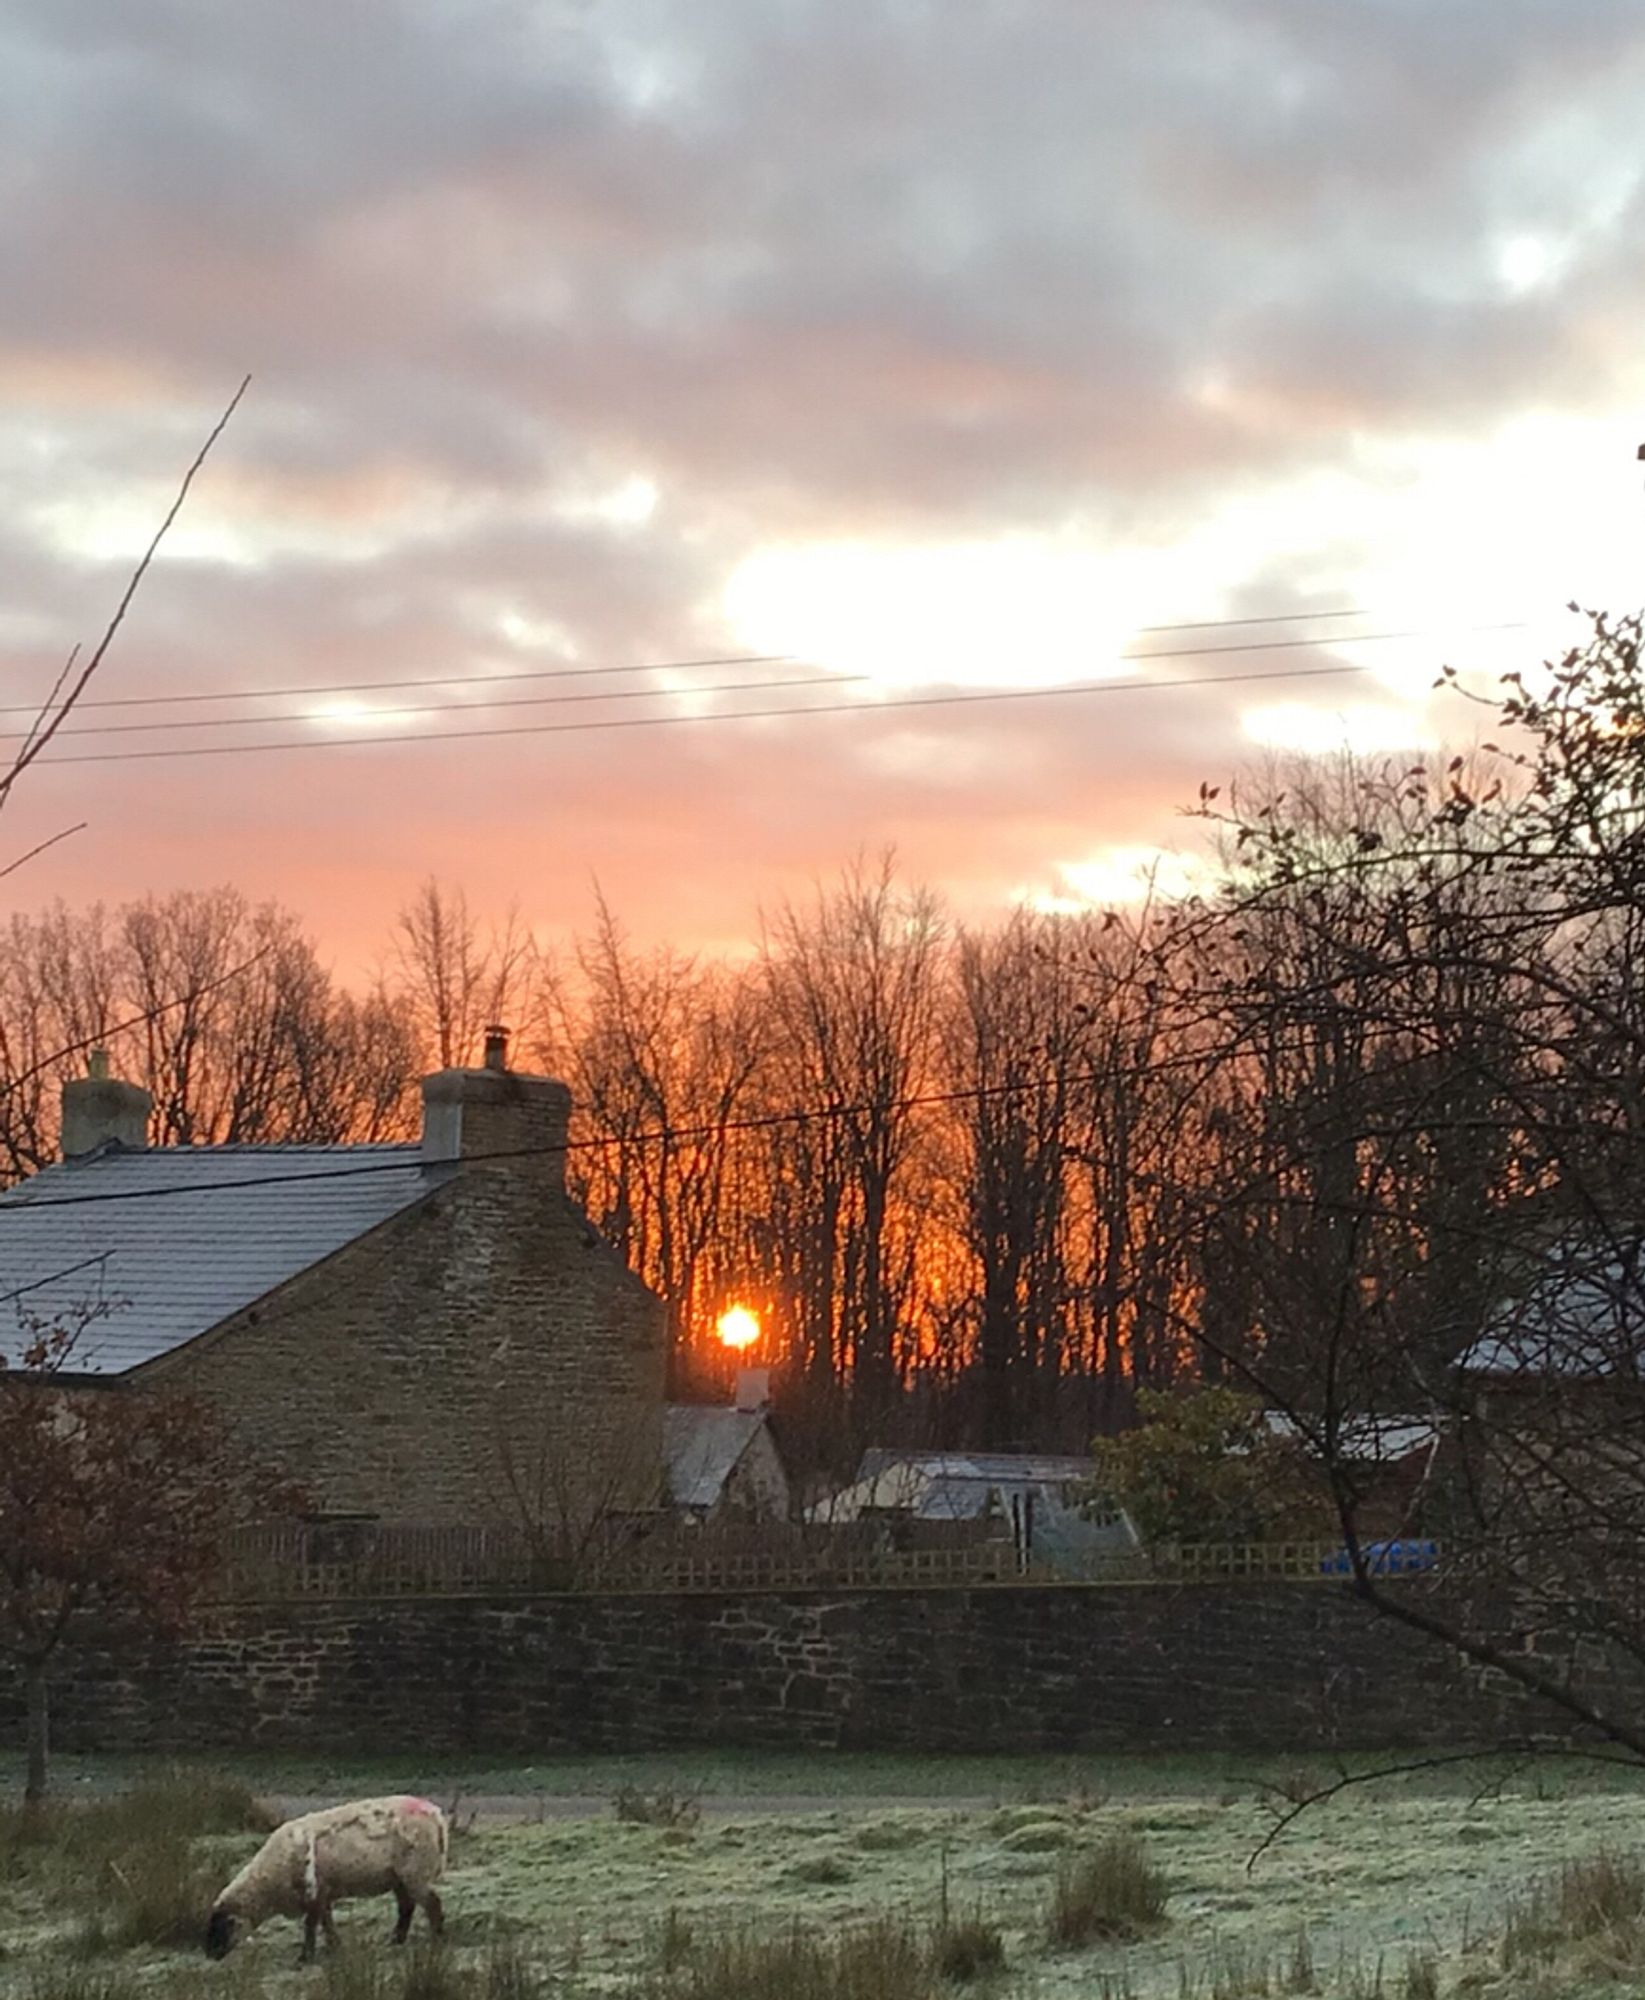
300, 1907, 320, 1963
321, 1904, 341, 1951
421, 1889, 445, 1940
390, 1882, 416, 1945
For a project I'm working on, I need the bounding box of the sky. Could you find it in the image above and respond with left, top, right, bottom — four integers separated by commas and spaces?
3, 0, 1645, 973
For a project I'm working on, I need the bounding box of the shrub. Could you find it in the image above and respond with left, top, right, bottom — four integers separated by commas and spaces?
80, 1835, 222, 1951
613, 1785, 702, 1832
1087, 1386, 1328, 1543
472, 1943, 549, 2000
930, 1915, 1006, 1983
1049, 1834, 1168, 1946
654, 1908, 695, 1975
0, 1769, 274, 1955
1502, 1850, 1645, 1966
785, 1853, 853, 1886
22, 1972, 144, 2000
1400, 1953, 1439, 2000
316, 1945, 547, 2000
401, 1944, 475, 2000
646, 1915, 940, 2000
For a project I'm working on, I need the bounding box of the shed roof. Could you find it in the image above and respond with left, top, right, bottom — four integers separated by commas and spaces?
0, 1143, 442, 1376
817, 1450, 1096, 1524
1461, 1246, 1645, 1380
663, 1404, 767, 1510
1261, 1412, 1440, 1460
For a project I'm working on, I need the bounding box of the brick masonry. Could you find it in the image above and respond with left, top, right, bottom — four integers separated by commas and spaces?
2, 1581, 1569, 1759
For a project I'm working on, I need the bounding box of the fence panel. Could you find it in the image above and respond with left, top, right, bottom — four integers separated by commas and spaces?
210, 1525, 1427, 1601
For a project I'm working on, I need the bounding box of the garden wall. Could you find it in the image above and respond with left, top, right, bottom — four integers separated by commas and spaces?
0, 1580, 1563, 1760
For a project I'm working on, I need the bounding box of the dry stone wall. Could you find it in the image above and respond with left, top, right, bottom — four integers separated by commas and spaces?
2, 1581, 1557, 1759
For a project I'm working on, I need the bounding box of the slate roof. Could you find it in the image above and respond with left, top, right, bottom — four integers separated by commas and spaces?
1461, 1246, 1645, 1380
663, 1404, 767, 1510
0, 1143, 444, 1376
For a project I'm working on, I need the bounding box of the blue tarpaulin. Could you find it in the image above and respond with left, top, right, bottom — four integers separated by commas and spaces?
1319, 1539, 1439, 1576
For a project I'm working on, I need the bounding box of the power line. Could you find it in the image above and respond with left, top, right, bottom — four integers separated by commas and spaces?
0, 1251, 111, 1305
0, 1012, 1502, 1215
0, 653, 794, 720
0, 618, 1526, 749
0, 1064, 1192, 1212
0, 608, 1377, 720
0, 669, 856, 744
26, 625, 1526, 772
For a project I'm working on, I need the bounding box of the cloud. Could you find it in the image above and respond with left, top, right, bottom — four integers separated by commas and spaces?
3, 0, 1644, 961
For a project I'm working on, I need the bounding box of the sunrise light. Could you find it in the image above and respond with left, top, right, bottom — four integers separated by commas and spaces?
715, 1305, 761, 1351
723, 539, 1161, 690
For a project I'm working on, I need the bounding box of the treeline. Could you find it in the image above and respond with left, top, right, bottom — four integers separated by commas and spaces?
0, 869, 1222, 1450
8, 612, 1645, 1475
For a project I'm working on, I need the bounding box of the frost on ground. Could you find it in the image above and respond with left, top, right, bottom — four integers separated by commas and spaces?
1, 1758, 1643, 1996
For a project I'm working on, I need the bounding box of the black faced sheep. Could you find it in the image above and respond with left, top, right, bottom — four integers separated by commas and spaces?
204, 1795, 448, 1961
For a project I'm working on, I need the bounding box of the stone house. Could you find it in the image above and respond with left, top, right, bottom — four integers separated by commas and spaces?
663, 1369, 792, 1523
0, 1037, 666, 1531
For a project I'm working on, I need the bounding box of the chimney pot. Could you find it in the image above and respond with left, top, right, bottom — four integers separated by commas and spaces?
483, 1024, 510, 1072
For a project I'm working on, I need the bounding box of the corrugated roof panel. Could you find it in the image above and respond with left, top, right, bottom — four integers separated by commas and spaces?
852, 1449, 1094, 1488
0, 1145, 441, 1375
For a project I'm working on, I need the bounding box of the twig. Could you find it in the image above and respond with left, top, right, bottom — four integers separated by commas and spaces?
1246, 1745, 1536, 1869
0, 823, 87, 882
0, 375, 251, 828
11, 646, 80, 777
1246, 1736, 1645, 1871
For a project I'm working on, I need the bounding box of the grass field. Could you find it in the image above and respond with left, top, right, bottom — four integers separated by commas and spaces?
2, 1751, 1643, 1998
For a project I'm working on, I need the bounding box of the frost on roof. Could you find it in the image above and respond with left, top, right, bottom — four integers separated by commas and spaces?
0, 1144, 440, 1375
1461, 1245, 1645, 1379
664, 1405, 764, 1510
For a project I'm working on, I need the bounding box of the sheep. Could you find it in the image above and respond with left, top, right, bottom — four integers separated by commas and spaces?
204, 1795, 448, 1961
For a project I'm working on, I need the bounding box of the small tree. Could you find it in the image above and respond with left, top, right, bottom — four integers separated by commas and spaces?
1089, 1385, 1328, 1544
0, 1308, 256, 1806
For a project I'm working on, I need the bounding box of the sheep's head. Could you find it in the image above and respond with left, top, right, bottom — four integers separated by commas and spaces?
204, 1906, 245, 1959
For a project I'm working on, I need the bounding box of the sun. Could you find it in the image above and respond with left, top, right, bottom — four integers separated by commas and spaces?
715, 1305, 761, 1351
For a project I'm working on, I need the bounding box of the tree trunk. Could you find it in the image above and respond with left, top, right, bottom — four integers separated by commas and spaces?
24, 1658, 49, 1808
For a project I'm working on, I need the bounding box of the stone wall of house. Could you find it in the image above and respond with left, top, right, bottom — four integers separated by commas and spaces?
138, 1167, 666, 1530
4, 1581, 1568, 1759
722, 1425, 793, 1521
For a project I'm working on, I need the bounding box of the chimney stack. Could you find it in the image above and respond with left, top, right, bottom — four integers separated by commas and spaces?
61, 1049, 151, 1159
734, 1367, 771, 1414
420, 1034, 571, 1188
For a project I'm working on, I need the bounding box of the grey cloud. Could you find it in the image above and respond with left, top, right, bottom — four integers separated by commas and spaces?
2, 0, 1640, 953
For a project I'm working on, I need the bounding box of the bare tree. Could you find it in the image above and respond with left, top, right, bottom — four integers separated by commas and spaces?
942, 909, 1081, 1446
543, 895, 767, 1388
0, 890, 420, 1179
391, 878, 535, 1071
760, 857, 945, 1431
